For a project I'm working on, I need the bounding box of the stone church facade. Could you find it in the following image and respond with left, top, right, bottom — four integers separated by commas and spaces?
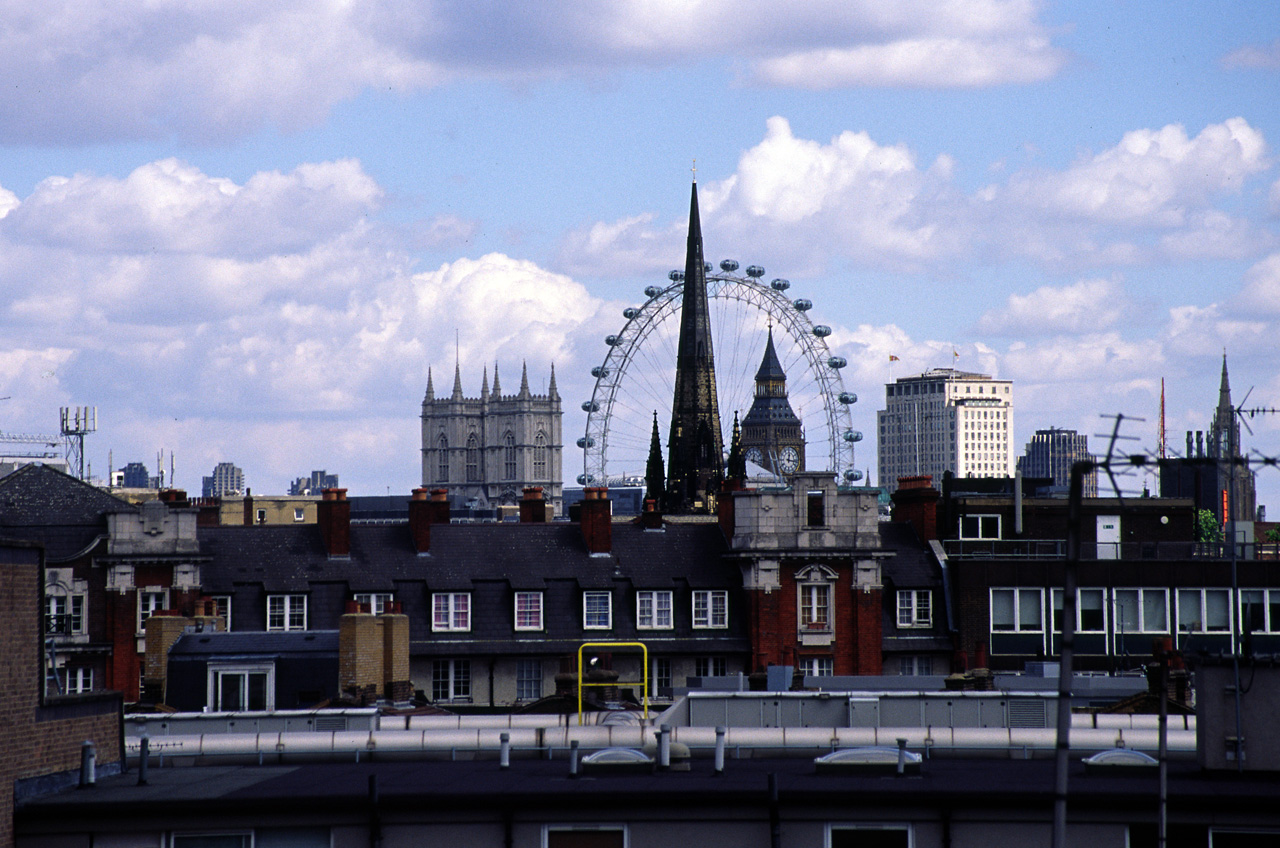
421, 362, 563, 515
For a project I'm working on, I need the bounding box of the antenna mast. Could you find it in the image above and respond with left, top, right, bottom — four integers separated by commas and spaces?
59, 406, 96, 481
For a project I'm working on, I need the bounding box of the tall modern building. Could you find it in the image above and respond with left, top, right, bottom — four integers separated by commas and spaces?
740, 328, 805, 477
1017, 428, 1097, 497
289, 470, 339, 496
665, 180, 724, 513
877, 368, 1014, 491
202, 462, 245, 498
421, 361, 563, 515
120, 461, 152, 488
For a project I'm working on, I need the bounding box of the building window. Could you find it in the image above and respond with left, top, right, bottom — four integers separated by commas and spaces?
431, 659, 471, 702
354, 593, 393, 614
465, 433, 480, 482
960, 514, 1001, 539
695, 656, 726, 677
829, 825, 910, 848
53, 666, 95, 694
138, 589, 168, 632
991, 588, 1043, 632
583, 591, 612, 629
209, 665, 273, 711
897, 656, 934, 676
1240, 589, 1280, 634
45, 594, 86, 635
799, 584, 831, 630
799, 657, 833, 677
636, 590, 673, 629
653, 657, 672, 696
515, 591, 544, 630
516, 659, 542, 701
267, 594, 307, 631
1114, 588, 1169, 634
433, 593, 471, 631
436, 434, 449, 482
1178, 588, 1231, 633
206, 594, 232, 627
806, 490, 825, 526
504, 432, 517, 480
1052, 588, 1107, 633
693, 590, 728, 629
255, 508, 267, 524
533, 431, 548, 479
896, 590, 932, 628
294, 507, 305, 522
546, 827, 626, 848
172, 834, 253, 848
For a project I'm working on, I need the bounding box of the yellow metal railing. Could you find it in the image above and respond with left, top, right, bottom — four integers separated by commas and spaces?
576, 641, 649, 726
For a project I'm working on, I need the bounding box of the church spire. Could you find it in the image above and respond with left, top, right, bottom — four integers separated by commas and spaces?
451, 361, 464, 401
481, 366, 490, 400
548, 362, 559, 400
518, 360, 531, 398
645, 411, 666, 505
1211, 351, 1238, 459
665, 179, 724, 513
492, 362, 501, 397
425, 367, 435, 402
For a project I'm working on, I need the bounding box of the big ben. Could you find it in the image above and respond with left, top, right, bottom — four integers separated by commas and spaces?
740, 328, 805, 477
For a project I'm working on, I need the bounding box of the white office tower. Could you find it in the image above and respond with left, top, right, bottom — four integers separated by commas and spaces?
877, 369, 1014, 490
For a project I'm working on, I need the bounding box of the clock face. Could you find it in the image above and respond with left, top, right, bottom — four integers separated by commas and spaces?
744, 447, 764, 467
778, 446, 800, 474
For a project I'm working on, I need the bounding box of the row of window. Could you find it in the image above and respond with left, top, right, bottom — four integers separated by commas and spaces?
433, 431, 549, 482
990, 587, 1280, 635
431, 655, 739, 704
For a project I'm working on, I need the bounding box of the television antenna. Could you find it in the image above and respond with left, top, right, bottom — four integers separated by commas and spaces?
60, 406, 97, 481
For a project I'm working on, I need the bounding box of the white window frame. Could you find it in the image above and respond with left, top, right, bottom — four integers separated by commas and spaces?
695, 656, 726, 677
293, 507, 305, 522
45, 593, 86, 635
799, 657, 834, 677
1113, 588, 1170, 634
207, 663, 275, 712
514, 591, 544, 631
516, 659, 542, 701
693, 589, 729, 629
205, 594, 232, 627
1240, 588, 1280, 634
432, 592, 471, 632
431, 658, 471, 702
896, 590, 932, 628
62, 666, 94, 693
636, 590, 673, 629
1051, 588, 1108, 634
652, 657, 672, 697
583, 591, 612, 629
990, 588, 1044, 633
799, 583, 831, 630
960, 514, 1001, 540
1177, 588, 1232, 634
267, 594, 307, 631
896, 655, 934, 676
354, 592, 393, 614
137, 589, 169, 633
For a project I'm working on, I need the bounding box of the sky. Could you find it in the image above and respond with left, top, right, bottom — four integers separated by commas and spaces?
1, 0, 1279, 512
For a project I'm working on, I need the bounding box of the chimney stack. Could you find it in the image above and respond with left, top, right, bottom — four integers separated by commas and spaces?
243, 492, 254, 526
520, 486, 547, 523
890, 476, 940, 542
408, 488, 431, 553
318, 488, 351, 557
428, 488, 451, 525
641, 498, 663, 530
580, 487, 612, 554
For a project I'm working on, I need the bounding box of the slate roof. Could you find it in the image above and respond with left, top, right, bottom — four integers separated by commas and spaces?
877, 521, 943, 589
170, 630, 340, 658
0, 463, 135, 559
198, 521, 733, 594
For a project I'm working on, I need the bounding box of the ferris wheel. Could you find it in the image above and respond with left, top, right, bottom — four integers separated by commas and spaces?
578, 260, 863, 487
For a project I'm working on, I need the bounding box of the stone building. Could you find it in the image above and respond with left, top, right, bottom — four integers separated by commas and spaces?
420, 362, 563, 515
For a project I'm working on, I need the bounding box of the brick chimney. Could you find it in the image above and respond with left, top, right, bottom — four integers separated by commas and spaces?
890, 475, 940, 542
520, 486, 547, 523
640, 498, 663, 530
408, 488, 431, 553
428, 488, 451, 525
317, 488, 351, 557
339, 607, 412, 705
243, 491, 254, 526
580, 487, 612, 554
716, 490, 735, 537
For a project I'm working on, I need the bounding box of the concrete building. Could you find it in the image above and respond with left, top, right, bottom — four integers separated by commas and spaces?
201, 462, 244, 498
877, 368, 1014, 491
289, 470, 338, 496
1017, 428, 1097, 497
421, 362, 563, 516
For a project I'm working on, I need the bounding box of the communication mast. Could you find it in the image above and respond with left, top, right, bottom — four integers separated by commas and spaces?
60, 406, 97, 481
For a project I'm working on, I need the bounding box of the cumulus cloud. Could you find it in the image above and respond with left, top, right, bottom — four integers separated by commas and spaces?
1223, 39, 1280, 70
0, 1, 1066, 144
976, 278, 1130, 335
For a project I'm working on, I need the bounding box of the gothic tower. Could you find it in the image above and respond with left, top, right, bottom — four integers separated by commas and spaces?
740, 328, 805, 477
665, 180, 724, 512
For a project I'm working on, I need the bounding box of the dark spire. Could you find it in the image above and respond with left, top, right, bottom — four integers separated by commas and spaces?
645, 411, 666, 505
726, 412, 746, 486
754, 327, 786, 382
665, 180, 724, 512
1211, 351, 1238, 459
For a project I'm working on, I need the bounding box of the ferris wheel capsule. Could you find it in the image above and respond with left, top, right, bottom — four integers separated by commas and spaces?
605, 335, 622, 346
770, 278, 790, 291
827, 356, 847, 369
577, 474, 594, 485
667, 271, 683, 282
844, 469, 864, 482
843, 430, 863, 443
704, 262, 712, 273
646, 284, 665, 297
838, 391, 858, 405
576, 436, 595, 448
719, 259, 739, 273
746, 265, 765, 278
812, 325, 831, 337
582, 401, 599, 412
793, 298, 813, 311
591, 366, 609, 378
623, 308, 639, 319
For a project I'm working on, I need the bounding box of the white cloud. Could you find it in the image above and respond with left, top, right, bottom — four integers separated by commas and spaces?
1223, 39, 1280, 70
0, 1, 1066, 144
1234, 253, 1280, 314
1163, 303, 1269, 357
976, 278, 1129, 335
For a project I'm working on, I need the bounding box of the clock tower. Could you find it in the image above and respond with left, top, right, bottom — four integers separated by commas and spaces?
740, 328, 805, 477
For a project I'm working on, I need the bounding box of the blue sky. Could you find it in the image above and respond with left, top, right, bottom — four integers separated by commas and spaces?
1, 0, 1278, 512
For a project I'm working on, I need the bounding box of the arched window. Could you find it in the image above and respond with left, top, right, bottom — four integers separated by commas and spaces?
503, 432, 516, 480
533, 431, 547, 479
436, 434, 449, 482
466, 433, 480, 482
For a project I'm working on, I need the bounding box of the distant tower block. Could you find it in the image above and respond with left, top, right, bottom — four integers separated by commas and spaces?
59, 406, 97, 481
